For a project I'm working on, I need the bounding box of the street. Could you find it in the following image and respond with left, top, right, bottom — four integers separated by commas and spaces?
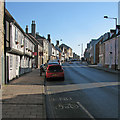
45, 61, 120, 119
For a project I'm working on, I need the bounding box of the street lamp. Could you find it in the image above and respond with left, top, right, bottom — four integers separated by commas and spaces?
78, 45, 81, 60
104, 16, 117, 26
104, 15, 117, 70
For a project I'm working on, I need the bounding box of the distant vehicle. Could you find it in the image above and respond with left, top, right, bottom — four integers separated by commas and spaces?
46, 64, 64, 81
69, 60, 73, 64
67, 60, 70, 62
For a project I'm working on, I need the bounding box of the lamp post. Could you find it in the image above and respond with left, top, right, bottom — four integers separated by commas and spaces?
78, 45, 81, 60
104, 15, 117, 70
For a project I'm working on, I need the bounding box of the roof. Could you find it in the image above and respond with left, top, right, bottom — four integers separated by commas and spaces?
35, 34, 49, 45
90, 39, 97, 46
5, 9, 25, 35
36, 34, 46, 39
116, 25, 120, 35
55, 46, 62, 53
59, 44, 72, 49
28, 33, 42, 47
5, 9, 36, 45
25, 34, 36, 45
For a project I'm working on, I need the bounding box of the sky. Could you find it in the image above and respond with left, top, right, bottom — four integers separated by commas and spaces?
6, 2, 118, 56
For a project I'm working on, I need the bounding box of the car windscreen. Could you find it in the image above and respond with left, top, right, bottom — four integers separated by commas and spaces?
48, 65, 62, 72
48, 62, 59, 65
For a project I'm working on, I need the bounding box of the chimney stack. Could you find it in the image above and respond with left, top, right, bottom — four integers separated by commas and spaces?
26, 25, 28, 34
56, 40, 59, 46
47, 34, 51, 43
31, 20, 36, 38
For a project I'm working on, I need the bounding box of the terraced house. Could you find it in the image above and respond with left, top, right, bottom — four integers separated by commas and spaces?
5, 9, 35, 83
28, 21, 49, 65
59, 44, 73, 61
25, 24, 43, 68
104, 28, 119, 69
84, 25, 120, 70
4, 8, 75, 84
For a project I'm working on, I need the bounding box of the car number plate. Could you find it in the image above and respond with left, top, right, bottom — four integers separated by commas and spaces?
52, 74, 57, 76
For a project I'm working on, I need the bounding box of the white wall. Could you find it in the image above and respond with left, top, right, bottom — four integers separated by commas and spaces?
11, 24, 24, 54
6, 53, 20, 81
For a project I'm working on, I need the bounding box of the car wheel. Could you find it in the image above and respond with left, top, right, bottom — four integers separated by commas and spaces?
62, 77, 64, 81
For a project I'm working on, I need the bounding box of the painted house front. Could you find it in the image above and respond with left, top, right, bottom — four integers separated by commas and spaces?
27, 21, 43, 68
5, 9, 25, 82
93, 36, 103, 65
89, 39, 97, 64
51, 44, 57, 60
36, 34, 49, 64
5, 9, 35, 82
24, 35, 35, 73
104, 30, 118, 69
6, 23, 23, 81
99, 40, 105, 67
59, 44, 72, 61
116, 25, 120, 70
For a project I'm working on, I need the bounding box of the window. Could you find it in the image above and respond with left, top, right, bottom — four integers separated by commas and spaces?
106, 44, 109, 52
16, 56, 18, 69
21, 35, 24, 48
21, 35, 23, 45
6, 21, 9, 41
48, 65, 62, 72
31, 44, 33, 52
26, 39, 28, 48
110, 44, 112, 51
10, 55, 13, 69
6, 21, 9, 47
15, 27, 18, 42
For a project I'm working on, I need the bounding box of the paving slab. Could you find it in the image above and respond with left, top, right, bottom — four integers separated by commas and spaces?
2, 69, 46, 119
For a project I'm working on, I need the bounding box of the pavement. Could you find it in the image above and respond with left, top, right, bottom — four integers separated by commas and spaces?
81, 62, 119, 74
1, 63, 119, 119
87, 64, 119, 74
1, 69, 46, 119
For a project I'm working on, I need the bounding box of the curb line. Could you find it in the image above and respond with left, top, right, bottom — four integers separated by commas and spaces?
87, 65, 119, 74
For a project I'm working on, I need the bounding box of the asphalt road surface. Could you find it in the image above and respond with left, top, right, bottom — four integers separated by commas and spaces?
45, 61, 120, 119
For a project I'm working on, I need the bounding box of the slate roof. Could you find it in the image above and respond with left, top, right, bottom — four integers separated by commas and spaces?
59, 44, 72, 49
55, 46, 62, 53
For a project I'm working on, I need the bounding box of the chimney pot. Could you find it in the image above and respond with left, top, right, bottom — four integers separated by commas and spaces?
48, 34, 51, 43
26, 25, 28, 33
56, 40, 59, 46
31, 20, 36, 38
32, 20, 35, 24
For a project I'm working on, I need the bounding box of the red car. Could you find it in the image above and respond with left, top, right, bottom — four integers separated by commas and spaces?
46, 64, 64, 80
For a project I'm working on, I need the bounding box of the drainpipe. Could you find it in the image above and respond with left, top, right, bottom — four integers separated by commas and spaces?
4, 1, 6, 84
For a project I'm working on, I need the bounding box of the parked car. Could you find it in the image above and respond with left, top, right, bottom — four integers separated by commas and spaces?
46, 64, 64, 81
48, 62, 59, 65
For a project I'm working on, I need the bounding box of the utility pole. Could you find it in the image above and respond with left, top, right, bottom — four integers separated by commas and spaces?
81, 43, 83, 58
78, 45, 80, 60
104, 15, 117, 70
